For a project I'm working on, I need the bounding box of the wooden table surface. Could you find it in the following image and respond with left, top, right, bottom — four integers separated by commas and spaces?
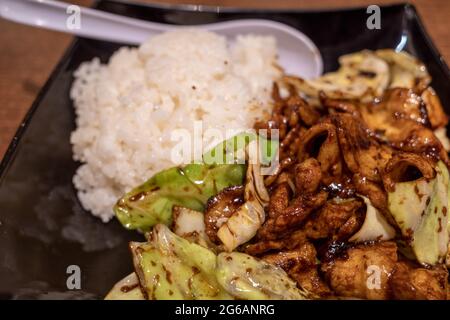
1, 0, 449, 158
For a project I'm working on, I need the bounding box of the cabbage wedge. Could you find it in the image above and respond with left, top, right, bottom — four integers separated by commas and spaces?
111, 224, 308, 300
216, 252, 307, 300
349, 196, 396, 242
114, 163, 245, 231
130, 224, 231, 300
217, 141, 270, 251
114, 132, 278, 232
105, 273, 144, 300
388, 161, 449, 265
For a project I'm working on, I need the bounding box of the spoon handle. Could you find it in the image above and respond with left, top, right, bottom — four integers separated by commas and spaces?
0, 0, 173, 44
0, 0, 323, 77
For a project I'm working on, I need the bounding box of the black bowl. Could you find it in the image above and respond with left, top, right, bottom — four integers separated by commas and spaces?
0, 0, 449, 299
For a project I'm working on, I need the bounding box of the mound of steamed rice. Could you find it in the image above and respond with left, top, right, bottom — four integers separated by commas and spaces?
70, 29, 281, 222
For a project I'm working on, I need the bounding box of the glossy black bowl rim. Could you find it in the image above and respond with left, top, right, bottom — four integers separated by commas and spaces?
107, 0, 406, 14
1, 1, 449, 182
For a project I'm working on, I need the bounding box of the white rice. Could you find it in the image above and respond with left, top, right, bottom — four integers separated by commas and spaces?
70, 29, 281, 222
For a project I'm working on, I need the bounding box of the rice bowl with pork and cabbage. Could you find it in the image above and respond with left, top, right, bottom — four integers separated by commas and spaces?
69, 27, 450, 300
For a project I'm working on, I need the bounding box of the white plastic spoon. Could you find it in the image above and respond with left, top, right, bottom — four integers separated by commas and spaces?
0, 0, 322, 77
